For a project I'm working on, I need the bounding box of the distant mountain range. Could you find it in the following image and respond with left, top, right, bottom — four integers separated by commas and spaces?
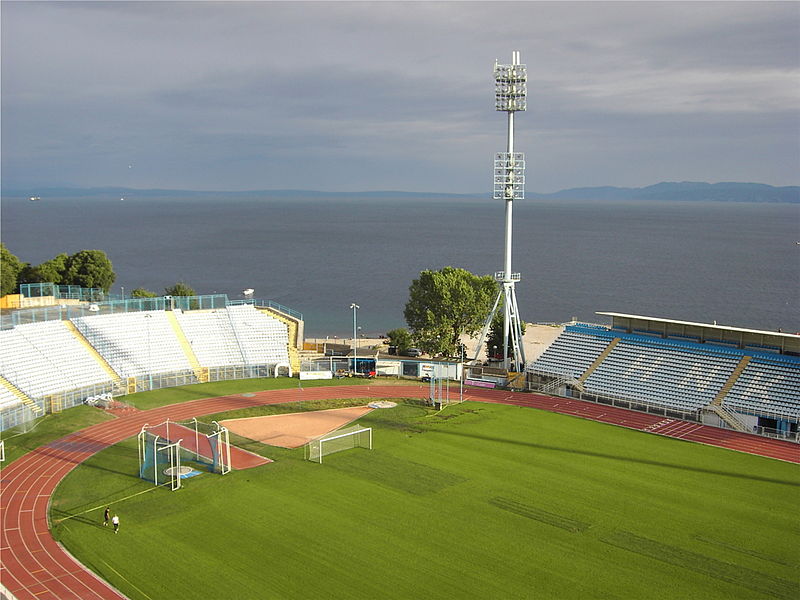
528, 181, 800, 203
3, 181, 799, 203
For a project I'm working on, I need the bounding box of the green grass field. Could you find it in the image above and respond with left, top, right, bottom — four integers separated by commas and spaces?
48, 387, 799, 600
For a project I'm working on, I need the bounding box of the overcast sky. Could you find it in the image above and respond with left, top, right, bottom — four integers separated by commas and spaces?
2, 1, 798, 194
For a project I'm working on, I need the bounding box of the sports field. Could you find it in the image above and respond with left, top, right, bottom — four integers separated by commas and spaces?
49, 391, 799, 600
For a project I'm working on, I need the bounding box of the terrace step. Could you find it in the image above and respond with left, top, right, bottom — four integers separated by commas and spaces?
578, 337, 620, 383
63, 319, 123, 385
0, 374, 43, 414
165, 311, 208, 383
710, 355, 751, 406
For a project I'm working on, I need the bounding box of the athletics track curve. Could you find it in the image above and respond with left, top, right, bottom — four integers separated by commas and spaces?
1, 384, 798, 600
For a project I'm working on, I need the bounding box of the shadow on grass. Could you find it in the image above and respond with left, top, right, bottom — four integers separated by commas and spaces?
33, 446, 141, 480
51, 507, 108, 529
432, 429, 800, 487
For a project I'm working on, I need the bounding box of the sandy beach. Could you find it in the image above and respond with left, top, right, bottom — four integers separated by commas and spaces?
305, 322, 565, 362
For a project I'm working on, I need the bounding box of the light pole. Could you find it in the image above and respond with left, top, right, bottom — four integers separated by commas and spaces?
350, 303, 359, 374
474, 50, 528, 373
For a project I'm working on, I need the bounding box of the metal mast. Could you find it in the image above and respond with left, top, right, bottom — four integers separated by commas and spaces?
473, 51, 527, 372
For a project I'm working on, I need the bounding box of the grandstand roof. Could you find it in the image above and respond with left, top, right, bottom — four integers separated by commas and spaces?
596, 312, 800, 356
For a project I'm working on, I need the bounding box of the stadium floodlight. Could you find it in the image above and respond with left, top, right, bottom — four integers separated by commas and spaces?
494, 57, 527, 112
474, 51, 528, 373
493, 152, 526, 201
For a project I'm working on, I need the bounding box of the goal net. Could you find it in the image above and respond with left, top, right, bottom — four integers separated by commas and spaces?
137, 431, 183, 491
137, 419, 231, 489
306, 425, 372, 464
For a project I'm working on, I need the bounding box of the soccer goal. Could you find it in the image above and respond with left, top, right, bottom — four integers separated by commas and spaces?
306, 425, 372, 464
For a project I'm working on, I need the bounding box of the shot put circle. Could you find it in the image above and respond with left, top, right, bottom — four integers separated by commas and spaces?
164, 466, 193, 477
368, 401, 397, 409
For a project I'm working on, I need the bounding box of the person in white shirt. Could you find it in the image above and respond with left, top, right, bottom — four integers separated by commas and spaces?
112, 514, 120, 534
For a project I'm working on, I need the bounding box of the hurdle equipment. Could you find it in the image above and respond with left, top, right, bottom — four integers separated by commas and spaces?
306, 425, 372, 464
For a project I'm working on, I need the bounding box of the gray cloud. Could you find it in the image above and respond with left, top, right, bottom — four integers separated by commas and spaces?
2, 1, 798, 193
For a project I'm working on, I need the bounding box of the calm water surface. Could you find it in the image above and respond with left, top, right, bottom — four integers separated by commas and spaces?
2, 195, 798, 336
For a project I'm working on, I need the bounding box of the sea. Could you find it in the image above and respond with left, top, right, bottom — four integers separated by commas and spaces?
2, 195, 798, 337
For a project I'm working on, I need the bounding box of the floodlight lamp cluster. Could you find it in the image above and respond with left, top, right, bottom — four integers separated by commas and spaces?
494, 271, 521, 282
493, 152, 525, 200
494, 62, 527, 112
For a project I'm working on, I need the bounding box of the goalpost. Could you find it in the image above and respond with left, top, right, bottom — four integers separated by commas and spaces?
306, 425, 372, 464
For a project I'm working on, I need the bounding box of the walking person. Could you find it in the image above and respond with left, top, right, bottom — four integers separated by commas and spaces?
103, 507, 110, 527
112, 514, 120, 534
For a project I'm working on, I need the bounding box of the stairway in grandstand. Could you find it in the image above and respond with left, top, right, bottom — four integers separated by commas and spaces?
538, 375, 583, 394
578, 337, 620, 383
700, 356, 752, 432
63, 319, 124, 387
256, 306, 301, 374
702, 404, 750, 432
165, 311, 209, 382
0, 375, 43, 414
710, 355, 751, 406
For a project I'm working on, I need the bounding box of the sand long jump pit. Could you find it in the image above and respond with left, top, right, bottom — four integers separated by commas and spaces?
220, 406, 374, 448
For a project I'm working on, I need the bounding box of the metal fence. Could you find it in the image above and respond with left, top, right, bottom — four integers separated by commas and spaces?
2, 294, 302, 329
0, 363, 277, 433
19, 283, 112, 302
524, 381, 799, 443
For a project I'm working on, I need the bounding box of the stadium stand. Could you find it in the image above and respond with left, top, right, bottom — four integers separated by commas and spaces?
71, 310, 192, 378
582, 338, 740, 412
0, 294, 301, 432
172, 305, 290, 369
723, 357, 800, 420
0, 320, 114, 399
0, 381, 21, 410
528, 318, 800, 437
174, 308, 246, 367
526, 329, 612, 379
224, 304, 290, 367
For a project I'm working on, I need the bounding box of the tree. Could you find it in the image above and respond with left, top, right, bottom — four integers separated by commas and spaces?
403, 266, 497, 357
0, 243, 24, 296
63, 250, 116, 292
486, 310, 526, 359
18, 253, 69, 286
165, 282, 196, 296
131, 287, 158, 298
386, 328, 413, 353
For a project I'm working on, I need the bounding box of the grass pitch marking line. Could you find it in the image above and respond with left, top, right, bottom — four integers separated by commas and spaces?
52, 485, 165, 524
100, 559, 154, 600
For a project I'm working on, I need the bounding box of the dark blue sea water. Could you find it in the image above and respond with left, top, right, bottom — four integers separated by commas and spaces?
2, 195, 798, 336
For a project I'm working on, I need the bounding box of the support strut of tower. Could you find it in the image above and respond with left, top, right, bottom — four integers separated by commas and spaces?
473, 51, 527, 373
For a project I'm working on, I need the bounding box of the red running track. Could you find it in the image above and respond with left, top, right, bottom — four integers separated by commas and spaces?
1, 384, 797, 600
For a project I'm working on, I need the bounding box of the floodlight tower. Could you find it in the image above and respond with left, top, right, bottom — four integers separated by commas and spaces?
474, 51, 528, 372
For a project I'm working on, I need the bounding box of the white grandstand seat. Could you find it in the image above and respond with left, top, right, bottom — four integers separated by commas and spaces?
71, 311, 191, 378
723, 359, 800, 419
224, 305, 290, 366
0, 320, 114, 399
527, 331, 611, 379
0, 384, 21, 410
583, 341, 739, 412
174, 309, 245, 367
